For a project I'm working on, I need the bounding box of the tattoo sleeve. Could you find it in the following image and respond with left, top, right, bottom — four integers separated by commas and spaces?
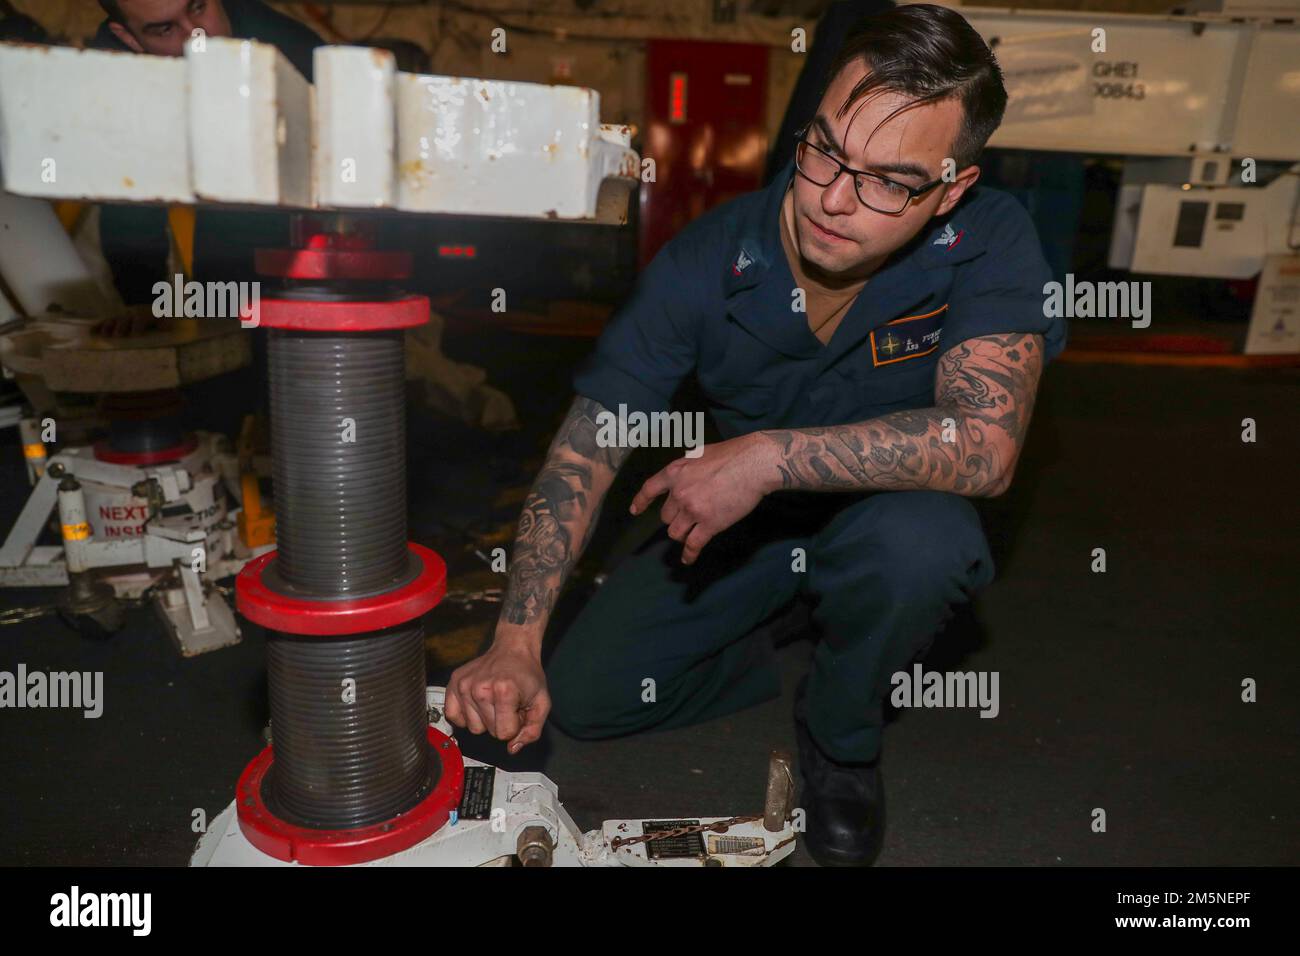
759, 333, 1045, 497
500, 397, 632, 629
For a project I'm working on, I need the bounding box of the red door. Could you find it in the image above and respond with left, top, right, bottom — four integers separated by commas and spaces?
640, 39, 769, 266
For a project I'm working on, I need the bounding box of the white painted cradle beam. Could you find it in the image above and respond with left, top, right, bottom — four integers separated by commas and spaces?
0, 39, 638, 222
313, 46, 397, 209
0, 44, 193, 203
188, 37, 312, 207
394, 75, 634, 219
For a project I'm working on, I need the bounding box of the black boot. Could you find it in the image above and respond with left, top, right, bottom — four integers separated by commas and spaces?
794, 678, 886, 867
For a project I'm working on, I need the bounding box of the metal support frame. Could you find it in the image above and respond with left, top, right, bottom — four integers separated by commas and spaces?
193, 688, 798, 868
0, 447, 244, 656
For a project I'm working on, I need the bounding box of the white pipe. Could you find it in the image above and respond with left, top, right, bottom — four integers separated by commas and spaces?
0, 191, 114, 317
56, 479, 92, 574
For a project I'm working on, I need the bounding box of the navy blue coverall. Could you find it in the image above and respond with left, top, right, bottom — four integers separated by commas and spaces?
547, 161, 1068, 763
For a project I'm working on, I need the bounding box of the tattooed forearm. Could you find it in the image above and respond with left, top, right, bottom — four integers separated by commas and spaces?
500, 397, 631, 628
551, 396, 629, 471
760, 333, 1044, 498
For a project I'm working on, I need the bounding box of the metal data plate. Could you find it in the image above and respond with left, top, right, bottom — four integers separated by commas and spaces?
0, 39, 638, 223
601, 817, 797, 867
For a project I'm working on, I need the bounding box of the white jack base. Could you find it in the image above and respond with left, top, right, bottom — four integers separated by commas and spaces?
191, 689, 798, 868
154, 586, 241, 658
0, 436, 252, 656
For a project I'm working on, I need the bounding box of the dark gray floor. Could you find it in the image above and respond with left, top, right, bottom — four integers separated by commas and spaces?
1, 332, 1296, 866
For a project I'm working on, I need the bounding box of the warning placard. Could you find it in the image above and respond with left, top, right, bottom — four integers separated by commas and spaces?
1245, 255, 1300, 355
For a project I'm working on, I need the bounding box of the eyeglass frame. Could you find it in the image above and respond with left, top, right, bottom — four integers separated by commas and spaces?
793, 126, 947, 214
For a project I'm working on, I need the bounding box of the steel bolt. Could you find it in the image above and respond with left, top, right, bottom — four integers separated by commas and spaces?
516, 826, 554, 867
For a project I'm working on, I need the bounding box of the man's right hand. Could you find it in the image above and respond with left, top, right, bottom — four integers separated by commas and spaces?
444, 637, 550, 754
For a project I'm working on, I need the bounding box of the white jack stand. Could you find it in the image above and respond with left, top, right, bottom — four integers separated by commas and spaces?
0, 436, 258, 655
193, 688, 798, 868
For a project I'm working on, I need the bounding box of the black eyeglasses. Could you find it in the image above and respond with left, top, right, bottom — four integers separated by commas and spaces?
794, 130, 946, 215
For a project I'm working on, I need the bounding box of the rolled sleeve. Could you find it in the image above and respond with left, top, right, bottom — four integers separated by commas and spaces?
572, 241, 701, 416
945, 197, 1068, 363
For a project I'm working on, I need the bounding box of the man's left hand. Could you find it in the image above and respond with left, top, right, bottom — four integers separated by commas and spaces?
629, 432, 774, 565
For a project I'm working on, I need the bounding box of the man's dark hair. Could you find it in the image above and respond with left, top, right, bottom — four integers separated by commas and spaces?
0, 13, 50, 44
826, 4, 1006, 169
98, 1, 123, 23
